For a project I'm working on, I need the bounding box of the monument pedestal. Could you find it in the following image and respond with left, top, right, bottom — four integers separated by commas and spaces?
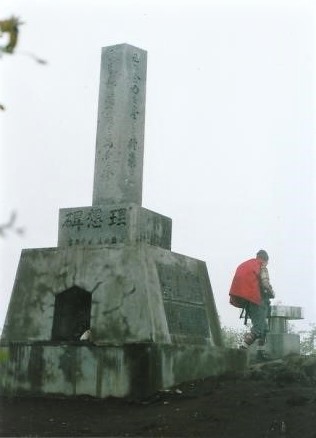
2, 242, 223, 346
1, 241, 247, 398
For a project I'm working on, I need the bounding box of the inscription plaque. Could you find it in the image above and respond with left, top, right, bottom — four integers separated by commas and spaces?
58, 205, 172, 249
156, 263, 210, 340
157, 263, 203, 303
164, 302, 210, 338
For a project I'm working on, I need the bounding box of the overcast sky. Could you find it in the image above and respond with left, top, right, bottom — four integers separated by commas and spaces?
0, 0, 315, 332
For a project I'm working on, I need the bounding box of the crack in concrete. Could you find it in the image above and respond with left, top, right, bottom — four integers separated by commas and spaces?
102, 286, 136, 316
72, 265, 78, 286
91, 281, 103, 293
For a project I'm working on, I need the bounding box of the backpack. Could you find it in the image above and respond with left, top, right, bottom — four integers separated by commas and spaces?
230, 295, 250, 325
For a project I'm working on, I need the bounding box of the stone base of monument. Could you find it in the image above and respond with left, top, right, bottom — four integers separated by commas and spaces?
1, 243, 223, 345
0, 342, 246, 398
0, 241, 247, 398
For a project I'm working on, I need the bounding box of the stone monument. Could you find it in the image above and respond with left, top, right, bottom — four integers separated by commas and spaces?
266, 305, 303, 358
0, 44, 245, 398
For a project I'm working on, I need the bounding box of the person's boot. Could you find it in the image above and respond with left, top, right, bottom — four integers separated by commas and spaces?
239, 332, 257, 350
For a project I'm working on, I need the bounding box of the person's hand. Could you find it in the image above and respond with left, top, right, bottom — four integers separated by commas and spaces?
264, 289, 275, 299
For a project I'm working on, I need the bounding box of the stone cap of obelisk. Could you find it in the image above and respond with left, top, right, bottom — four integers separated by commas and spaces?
92, 44, 147, 206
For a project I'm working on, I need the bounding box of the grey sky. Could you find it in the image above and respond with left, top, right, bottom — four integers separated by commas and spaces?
0, 0, 315, 332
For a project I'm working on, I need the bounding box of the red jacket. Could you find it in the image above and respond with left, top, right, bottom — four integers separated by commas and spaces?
229, 258, 263, 307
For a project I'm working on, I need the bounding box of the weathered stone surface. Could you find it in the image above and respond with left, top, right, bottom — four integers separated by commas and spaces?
1, 244, 221, 347
270, 305, 303, 320
58, 204, 172, 249
0, 343, 246, 399
92, 44, 147, 206
266, 333, 301, 358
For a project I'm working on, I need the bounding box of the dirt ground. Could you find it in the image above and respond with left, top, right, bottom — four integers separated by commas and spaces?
1, 357, 316, 438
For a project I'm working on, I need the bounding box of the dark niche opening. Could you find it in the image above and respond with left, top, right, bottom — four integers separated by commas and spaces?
51, 286, 92, 341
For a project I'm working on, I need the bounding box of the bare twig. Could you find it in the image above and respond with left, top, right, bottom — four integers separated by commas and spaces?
0, 211, 25, 237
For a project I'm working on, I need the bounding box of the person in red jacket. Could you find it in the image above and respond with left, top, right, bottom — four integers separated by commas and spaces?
229, 250, 275, 360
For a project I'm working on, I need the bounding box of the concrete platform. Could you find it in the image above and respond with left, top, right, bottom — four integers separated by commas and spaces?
0, 342, 246, 399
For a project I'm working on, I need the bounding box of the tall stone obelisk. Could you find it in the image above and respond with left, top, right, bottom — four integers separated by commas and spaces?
56, 44, 170, 249
0, 44, 245, 400
93, 45, 146, 206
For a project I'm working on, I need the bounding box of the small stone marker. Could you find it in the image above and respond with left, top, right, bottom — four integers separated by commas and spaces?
266, 305, 303, 358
